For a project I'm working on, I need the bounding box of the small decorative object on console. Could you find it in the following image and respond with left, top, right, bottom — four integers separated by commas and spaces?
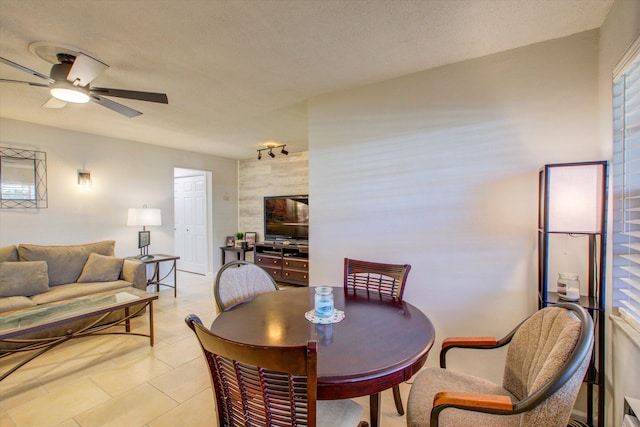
234, 232, 246, 249
244, 232, 256, 248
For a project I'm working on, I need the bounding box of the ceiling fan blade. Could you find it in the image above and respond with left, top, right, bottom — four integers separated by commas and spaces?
67, 53, 108, 86
0, 78, 49, 88
90, 87, 168, 104
91, 94, 142, 118
42, 97, 67, 109
0, 57, 54, 84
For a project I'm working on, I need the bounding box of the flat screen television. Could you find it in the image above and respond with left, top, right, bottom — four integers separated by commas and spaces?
264, 195, 309, 243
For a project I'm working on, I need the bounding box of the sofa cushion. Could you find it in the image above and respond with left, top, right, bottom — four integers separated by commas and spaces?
0, 245, 18, 262
77, 253, 123, 283
0, 296, 37, 313
30, 281, 133, 305
0, 261, 49, 297
18, 241, 116, 286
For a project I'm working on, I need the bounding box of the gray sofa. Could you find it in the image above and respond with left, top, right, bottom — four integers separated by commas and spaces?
0, 240, 147, 348
0, 240, 146, 313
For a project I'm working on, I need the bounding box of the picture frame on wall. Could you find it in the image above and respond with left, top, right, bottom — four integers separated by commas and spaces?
225, 236, 235, 247
244, 232, 257, 248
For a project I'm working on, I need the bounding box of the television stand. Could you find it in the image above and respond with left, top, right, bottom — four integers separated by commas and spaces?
254, 243, 309, 286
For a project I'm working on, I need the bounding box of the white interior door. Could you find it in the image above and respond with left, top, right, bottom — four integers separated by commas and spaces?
174, 174, 207, 275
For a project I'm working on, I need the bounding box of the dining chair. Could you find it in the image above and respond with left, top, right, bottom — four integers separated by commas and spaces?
213, 260, 278, 312
185, 314, 369, 427
343, 257, 412, 415
344, 257, 411, 300
406, 303, 594, 427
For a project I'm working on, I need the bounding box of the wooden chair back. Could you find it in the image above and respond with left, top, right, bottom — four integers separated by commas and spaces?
344, 258, 411, 300
185, 314, 318, 426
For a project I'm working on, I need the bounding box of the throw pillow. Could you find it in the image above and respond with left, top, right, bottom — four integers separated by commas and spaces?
18, 241, 116, 286
77, 253, 123, 283
0, 261, 49, 297
0, 245, 18, 262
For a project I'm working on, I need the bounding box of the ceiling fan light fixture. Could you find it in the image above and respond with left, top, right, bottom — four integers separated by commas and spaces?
50, 85, 90, 103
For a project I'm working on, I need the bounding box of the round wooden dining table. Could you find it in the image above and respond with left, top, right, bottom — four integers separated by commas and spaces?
210, 286, 436, 427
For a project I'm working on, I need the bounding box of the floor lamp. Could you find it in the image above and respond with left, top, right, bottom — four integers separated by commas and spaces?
538, 161, 608, 427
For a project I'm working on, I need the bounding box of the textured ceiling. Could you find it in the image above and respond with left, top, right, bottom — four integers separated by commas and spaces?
0, 0, 613, 160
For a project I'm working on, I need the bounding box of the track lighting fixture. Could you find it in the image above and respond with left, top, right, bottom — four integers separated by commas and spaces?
256, 144, 289, 160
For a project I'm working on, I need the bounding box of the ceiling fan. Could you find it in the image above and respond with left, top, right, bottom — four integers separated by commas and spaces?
0, 43, 168, 118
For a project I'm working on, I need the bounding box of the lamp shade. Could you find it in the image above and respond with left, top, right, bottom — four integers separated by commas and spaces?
127, 208, 162, 227
543, 163, 605, 233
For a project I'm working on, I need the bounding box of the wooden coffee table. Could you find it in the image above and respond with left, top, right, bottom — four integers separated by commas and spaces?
0, 287, 158, 381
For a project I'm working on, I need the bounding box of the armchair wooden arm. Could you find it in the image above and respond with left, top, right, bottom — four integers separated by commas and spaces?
441, 337, 497, 350
430, 391, 513, 427
434, 391, 513, 411
440, 336, 499, 368
440, 323, 523, 369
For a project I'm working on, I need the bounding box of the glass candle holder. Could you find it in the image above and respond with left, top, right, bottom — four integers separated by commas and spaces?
557, 272, 579, 297
314, 286, 334, 318
557, 272, 580, 300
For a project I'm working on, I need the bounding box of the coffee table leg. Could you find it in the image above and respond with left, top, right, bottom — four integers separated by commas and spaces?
369, 393, 380, 427
125, 307, 131, 332
149, 301, 155, 346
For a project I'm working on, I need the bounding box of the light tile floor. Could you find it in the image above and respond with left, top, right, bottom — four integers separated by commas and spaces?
0, 271, 411, 427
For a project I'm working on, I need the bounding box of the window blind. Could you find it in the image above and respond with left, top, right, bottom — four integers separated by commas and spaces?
613, 37, 640, 332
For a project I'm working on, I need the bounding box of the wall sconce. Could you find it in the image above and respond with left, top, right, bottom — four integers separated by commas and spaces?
257, 144, 288, 160
77, 170, 91, 189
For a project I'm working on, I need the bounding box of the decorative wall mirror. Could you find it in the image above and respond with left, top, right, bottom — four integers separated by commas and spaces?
0, 147, 48, 208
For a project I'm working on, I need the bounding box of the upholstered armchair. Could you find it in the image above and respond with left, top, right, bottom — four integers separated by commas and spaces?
406, 303, 594, 427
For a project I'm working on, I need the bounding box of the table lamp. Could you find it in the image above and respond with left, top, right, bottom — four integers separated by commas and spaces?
127, 207, 162, 259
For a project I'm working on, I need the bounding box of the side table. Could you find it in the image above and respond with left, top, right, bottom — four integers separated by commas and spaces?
219, 246, 248, 265
128, 254, 180, 297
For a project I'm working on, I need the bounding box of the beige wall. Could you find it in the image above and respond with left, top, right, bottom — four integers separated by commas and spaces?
309, 30, 600, 386
0, 117, 239, 275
